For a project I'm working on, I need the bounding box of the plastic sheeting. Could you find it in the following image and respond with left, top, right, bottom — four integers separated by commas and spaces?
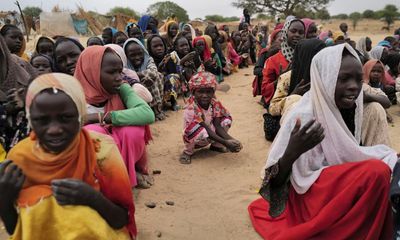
39, 12, 76, 37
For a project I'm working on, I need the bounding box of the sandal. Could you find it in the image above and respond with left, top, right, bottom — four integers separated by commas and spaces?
179, 152, 192, 164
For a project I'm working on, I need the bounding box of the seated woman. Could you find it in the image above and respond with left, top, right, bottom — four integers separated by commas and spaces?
138, 15, 159, 38
87, 36, 104, 47
74, 46, 155, 188
2, 73, 137, 239
33, 36, 55, 58
262, 18, 305, 107
125, 23, 145, 44
204, 35, 223, 83
219, 30, 241, 74
161, 20, 179, 52
101, 27, 116, 45
362, 59, 392, 146
147, 34, 185, 110
180, 71, 242, 164
0, 35, 36, 161
269, 39, 325, 119
30, 54, 54, 75
124, 38, 165, 120
193, 36, 222, 82
54, 37, 84, 76
248, 44, 397, 239
182, 23, 196, 44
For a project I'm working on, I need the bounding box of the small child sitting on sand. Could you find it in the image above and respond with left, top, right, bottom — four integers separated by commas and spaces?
180, 71, 242, 164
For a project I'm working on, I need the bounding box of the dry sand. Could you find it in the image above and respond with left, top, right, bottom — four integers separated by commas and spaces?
1, 31, 400, 239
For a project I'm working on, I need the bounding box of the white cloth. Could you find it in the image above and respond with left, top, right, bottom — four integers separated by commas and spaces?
262, 43, 398, 194
369, 46, 385, 60
356, 37, 370, 60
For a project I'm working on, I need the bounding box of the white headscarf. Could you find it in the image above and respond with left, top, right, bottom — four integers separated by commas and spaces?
356, 37, 370, 60
123, 38, 152, 72
263, 43, 397, 194
369, 46, 385, 60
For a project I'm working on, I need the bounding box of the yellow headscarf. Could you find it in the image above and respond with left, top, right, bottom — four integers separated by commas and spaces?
203, 35, 215, 54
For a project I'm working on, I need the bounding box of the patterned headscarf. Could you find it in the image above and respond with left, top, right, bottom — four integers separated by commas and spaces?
189, 71, 217, 92
281, 18, 304, 62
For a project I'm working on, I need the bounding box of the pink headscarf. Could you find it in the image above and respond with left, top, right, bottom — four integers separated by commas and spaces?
301, 18, 315, 36
362, 59, 385, 84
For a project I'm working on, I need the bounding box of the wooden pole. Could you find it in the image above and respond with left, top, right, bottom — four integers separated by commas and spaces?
14, 1, 29, 42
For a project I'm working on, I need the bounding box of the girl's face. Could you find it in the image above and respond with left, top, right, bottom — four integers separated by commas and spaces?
369, 63, 384, 85
102, 29, 113, 45
194, 87, 214, 109
125, 42, 144, 69
168, 23, 179, 38
306, 23, 318, 39
183, 31, 193, 44
287, 21, 305, 47
148, 17, 157, 30
366, 38, 372, 52
100, 51, 123, 95
55, 41, 82, 76
128, 27, 143, 39
32, 56, 52, 75
87, 37, 103, 47
195, 40, 205, 54
115, 35, 128, 48
208, 28, 218, 41
335, 54, 363, 109
37, 38, 54, 58
4, 28, 23, 54
30, 90, 80, 154
176, 38, 190, 57
150, 37, 166, 59
272, 32, 283, 46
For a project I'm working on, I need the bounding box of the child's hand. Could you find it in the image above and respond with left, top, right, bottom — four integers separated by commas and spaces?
225, 139, 242, 152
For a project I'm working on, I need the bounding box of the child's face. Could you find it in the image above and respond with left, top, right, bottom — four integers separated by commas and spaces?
194, 87, 214, 109
195, 40, 205, 53
32, 56, 52, 75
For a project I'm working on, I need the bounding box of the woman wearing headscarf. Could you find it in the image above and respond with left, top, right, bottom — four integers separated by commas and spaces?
3, 73, 137, 239
261, 18, 305, 107
74, 46, 155, 188
204, 35, 223, 83
269, 39, 325, 118
0, 35, 36, 161
33, 35, 55, 58
54, 37, 85, 75
248, 43, 397, 239
356, 37, 372, 63
362, 59, 392, 145
161, 20, 179, 52
205, 24, 226, 68
124, 38, 165, 120
101, 27, 117, 45
301, 18, 317, 39
125, 23, 145, 45
219, 30, 241, 73
0, 24, 30, 61
182, 23, 196, 44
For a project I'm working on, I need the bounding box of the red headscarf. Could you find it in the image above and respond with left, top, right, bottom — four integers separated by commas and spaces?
193, 36, 212, 61
74, 46, 125, 112
363, 59, 385, 84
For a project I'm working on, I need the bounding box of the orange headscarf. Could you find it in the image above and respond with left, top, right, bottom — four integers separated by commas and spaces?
74, 46, 126, 112
8, 73, 98, 207
363, 59, 385, 84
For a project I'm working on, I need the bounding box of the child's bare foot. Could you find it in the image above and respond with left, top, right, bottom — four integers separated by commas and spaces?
209, 145, 228, 153
179, 152, 192, 164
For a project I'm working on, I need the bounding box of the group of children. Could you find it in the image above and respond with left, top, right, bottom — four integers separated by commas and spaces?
2, 11, 400, 239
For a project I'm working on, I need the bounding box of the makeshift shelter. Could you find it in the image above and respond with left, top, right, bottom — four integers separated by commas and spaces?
40, 12, 78, 36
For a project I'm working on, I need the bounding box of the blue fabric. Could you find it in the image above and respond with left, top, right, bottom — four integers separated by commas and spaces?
138, 15, 158, 34
73, 19, 88, 35
378, 40, 391, 48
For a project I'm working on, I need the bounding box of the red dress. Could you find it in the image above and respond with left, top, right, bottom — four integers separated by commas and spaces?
248, 160, 393, 240
261, 51, 289, 106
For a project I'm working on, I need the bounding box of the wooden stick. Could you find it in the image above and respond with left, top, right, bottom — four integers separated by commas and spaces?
14, 1, 29, 42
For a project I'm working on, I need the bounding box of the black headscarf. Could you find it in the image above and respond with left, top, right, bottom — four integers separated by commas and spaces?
147, 34, 167, 66
288, 39, 326, 94
53, 37, 84, 72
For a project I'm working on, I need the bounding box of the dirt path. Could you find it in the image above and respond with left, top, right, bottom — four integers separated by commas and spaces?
2, 67, 400, 240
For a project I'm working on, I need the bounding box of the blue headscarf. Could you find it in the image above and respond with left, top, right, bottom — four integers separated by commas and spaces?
103, 27, 117, 36
138, 15, 159, 34
123, 38, 151, 72
377, 40, 391, 48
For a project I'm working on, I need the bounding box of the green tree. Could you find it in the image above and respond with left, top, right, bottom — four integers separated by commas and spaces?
107, 7, 139, 19
232, 0, 332, 16
256, 13, 269, 20
378, 4, 399, 30
315, 8, 330, 20
23, 6, 42, 18
147, 1, 189, 22
332, 13, 348, 19
349, 12, 362, 30
362, 10, 375, 19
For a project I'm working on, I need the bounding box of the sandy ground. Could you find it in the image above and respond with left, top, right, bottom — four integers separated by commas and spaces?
1, 30, 400, 239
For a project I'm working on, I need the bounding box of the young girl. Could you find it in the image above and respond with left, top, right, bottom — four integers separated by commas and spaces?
33, 36, 55, 58
87, 36, 104, 47
249, 43, 397, 240
54, 37, 85, 76
74, 46, 155, 189
180, 71, 242, 164
124, 38, 165, 120
193, 36, 222, 82
30, 54, 54, 75
113, 31, 128, 48
204, 35, 223, 83
162, 20, 179, 52
0, 24, 29, 61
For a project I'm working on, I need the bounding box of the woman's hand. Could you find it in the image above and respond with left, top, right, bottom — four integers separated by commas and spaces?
285, 118, 324, 160
51, 179, 99, 207
5, 88, 25, 113
0, 160, 25, 209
